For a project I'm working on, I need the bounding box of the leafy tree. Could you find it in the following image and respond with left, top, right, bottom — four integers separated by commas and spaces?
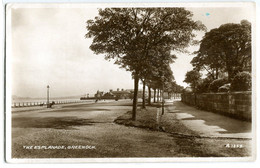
86, 8, 205, 120
145, 48, 176, 110
218, 83, 231, 92
196, 76, 214, 93
230, 71, 251, 91
209, 77, 228, 92
175, 84, 184, 93
193, 20, 251, 81
183, 70, 202, 92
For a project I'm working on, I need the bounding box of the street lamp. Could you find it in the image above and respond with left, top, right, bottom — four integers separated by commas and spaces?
47, 85, 50, 108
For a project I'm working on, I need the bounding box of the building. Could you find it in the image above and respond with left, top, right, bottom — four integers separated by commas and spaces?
110, 88, 131, 99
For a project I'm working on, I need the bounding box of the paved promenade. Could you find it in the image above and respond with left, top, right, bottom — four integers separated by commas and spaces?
11, 99, 252, 158
166, 101, 251, 139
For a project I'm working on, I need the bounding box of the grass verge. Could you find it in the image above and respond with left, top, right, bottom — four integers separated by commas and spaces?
114, 104, 198, 136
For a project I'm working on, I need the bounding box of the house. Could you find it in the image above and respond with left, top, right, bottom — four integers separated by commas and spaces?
110, 88, 131, 99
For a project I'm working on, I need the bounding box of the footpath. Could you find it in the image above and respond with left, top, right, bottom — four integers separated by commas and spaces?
114, 100, 253, 157
168, 101, 251, 139
115, 100, 251, 139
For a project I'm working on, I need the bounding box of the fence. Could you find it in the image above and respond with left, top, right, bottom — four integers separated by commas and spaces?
11, 100, 93, 108
181, 91, 252, 121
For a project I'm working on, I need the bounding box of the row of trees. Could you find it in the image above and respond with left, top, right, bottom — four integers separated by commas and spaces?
184, 20, 251, 93
86, 8, 205, 120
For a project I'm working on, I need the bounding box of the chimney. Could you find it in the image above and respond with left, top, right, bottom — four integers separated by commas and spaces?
121, 88, 124, 91
117, 88, 119, 91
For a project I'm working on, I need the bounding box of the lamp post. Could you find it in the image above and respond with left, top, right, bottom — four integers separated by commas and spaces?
47, 85, 50, 108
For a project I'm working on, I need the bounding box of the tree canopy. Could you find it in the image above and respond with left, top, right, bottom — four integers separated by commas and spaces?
86, 8, 205, 75
191, 20, 251, 81
86, 8, 206, 120
183, 69, 202, 92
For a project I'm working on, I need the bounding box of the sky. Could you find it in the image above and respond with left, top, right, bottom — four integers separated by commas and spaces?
8, 3, 255, 98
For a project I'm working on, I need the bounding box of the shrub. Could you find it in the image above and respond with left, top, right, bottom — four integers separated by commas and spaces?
209, 78, 228, 92
230, 72, 251, 91
196, 77, 213, 93
183, 87, 192, 93
218, 83, 231, 92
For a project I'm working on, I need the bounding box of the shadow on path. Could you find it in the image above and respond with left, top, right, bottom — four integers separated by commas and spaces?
167, 101, 251, 137
12, 116, 103, 130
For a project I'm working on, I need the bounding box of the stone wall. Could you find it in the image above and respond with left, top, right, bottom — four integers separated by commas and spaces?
181, 92, 251, 121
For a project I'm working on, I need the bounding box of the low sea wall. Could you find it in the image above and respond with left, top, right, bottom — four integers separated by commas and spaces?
12, 100, 93, 108
181, 92, 251, 121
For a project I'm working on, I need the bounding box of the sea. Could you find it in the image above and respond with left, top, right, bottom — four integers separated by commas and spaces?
12, 97, 94, 105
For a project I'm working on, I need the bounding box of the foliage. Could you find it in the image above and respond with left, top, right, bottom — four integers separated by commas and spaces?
86, 8, 205, 120
192, 20, 251, 81
230, 72, 251, 91
196, 77, 214, 93
164, 81, 184, 93
86, 8, 205, 75
183, 70, 202, 92
209, 78, 229, 92
218, 83, 231, 92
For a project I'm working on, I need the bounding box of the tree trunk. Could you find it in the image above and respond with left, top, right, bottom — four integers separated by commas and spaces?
148, 86, 151, 105
142, 80, 146, 109
227, 68, 232, 82
153, 89, 156, 103
157, 89, 160, 102
161, 83, 165, 115
160, 90, 162, 102
216, 67, 219, 79
132, 74, 139, 121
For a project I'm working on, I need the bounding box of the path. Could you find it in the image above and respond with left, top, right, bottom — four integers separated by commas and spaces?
11, 100, 193, 158
10, 100, 252, 159
165, 100, 251, 139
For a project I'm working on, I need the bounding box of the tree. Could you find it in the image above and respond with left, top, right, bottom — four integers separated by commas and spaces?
208, 77, 228, 92
230, 71, 251, 91
193, 20, 251, 81
183, 70, 202, 92
143, 46, 176, 110
196, 76, 214, 93
86, 8, 205, 120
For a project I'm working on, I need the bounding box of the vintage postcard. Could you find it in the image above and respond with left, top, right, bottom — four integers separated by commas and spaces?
4, 2, 256, 163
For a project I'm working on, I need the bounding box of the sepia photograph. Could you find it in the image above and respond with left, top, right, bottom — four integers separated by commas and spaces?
4, 2, 256, 162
